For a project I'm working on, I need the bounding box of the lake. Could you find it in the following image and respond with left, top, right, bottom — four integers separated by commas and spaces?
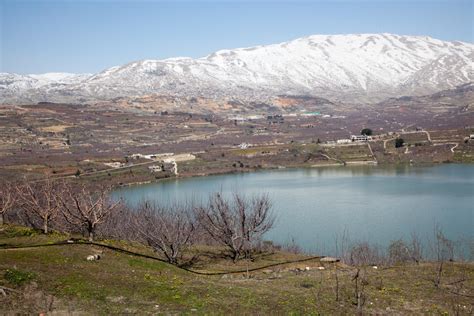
112, 164, 474, 255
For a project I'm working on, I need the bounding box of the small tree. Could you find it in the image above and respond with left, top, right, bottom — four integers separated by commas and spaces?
361, 128, 373, 136
409, 232, 423, 264
196, 192, 275, 261
432, 225, 454, 288
388, 239, 411, 264
60, 184, 121, 241
349, 242, 383, 266
395, 138, 404, 148
132, 201, 196, 265
0, 182, 17, 225
17, 179, 62, 234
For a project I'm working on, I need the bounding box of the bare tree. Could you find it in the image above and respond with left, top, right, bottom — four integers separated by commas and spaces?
349, 242, 383, 266
96, 204, 136, 241
0, 181, 17, 225
60, 183, 121, 241
196, 192, 275, 261
352, 268, 367, 314
388, 239, 411, 264
409, 232, 423, 264
432, 225, 454, 288
17, 179, 62, 234
132, 201, 196, 265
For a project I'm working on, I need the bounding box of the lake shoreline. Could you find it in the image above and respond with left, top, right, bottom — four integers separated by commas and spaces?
117, 160, 457, 188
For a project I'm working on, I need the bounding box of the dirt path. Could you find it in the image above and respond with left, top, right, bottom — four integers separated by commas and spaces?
450, 143, 459, 153
367, 142, 377, 163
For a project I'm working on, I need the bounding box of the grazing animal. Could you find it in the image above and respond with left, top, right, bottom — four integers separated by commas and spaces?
86, 254, 101, 261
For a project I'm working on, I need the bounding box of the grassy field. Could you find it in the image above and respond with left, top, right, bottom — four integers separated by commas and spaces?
1, 225, 473, 315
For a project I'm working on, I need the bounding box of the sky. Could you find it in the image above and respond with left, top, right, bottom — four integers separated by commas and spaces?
1, 0, 472, 74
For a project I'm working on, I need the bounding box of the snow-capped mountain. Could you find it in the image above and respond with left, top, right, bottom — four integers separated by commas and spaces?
0, 73, 91, 103
1, 33, 473, 104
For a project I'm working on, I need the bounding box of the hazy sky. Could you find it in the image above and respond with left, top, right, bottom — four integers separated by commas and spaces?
1, 0, 472, 74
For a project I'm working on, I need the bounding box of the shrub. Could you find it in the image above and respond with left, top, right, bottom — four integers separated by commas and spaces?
349, 242, 383, 266
4, 268, 36, 286
388, 239, 411, 264
5, 225, 38, 238
395, 138, 404, 148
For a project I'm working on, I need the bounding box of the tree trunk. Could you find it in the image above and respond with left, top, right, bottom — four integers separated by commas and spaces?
43, 218, 49, 234
88, 231, 94, 242
0, 213, 4, 225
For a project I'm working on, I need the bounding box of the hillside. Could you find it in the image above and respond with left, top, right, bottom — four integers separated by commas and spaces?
378, 82, 474, 113
1, 225, 473, 314
1, 33, 472, 105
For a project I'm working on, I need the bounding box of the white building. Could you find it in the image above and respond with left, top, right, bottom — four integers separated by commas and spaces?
148, 165, 164, 173
337, 139, 352, 144
351, 135, 369, 142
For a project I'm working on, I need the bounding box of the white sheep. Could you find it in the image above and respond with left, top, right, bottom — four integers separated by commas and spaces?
86, 254, 101, 261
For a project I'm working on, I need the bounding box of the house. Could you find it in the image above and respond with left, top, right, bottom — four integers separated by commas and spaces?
470, 134, 474, 140
267, 114, 284, 124
103, 162, 124, 168
351, 135, 369, 142
148, 165, 164, 173
239, 143, 250, 149
337, 139, 352, 144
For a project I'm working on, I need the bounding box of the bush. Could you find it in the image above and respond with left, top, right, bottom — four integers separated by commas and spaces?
349, 242, 383, 266
5, 225, 38, 237
4, 268, 36, 286
395, 138, 404, 148
388, 239, 411, 264
361, 128, 373, 136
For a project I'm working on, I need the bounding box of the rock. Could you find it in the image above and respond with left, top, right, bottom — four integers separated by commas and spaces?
106, 296, 125, 303
317, 266, 325, 270
320, 257, 340, 263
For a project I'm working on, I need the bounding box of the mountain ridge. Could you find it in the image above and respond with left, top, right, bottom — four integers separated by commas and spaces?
1, 33, 473, 105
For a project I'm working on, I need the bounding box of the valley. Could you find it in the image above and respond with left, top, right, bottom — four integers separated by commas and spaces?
1, 86, 473, 184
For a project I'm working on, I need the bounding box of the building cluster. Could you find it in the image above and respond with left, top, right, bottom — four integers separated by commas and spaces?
267, 114, 284, 124
148, 161, 178, 175
334, 135, 371, 144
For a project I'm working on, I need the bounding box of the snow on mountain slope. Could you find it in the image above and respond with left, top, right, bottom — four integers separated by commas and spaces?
1, 33, 473, 104
0, 73, 91, 103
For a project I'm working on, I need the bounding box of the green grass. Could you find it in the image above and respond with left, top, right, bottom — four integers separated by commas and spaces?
1, 225, 473, 314
4, 268, 36, 286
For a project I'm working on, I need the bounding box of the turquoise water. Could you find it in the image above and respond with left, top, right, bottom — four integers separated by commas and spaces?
112, 164, 473, 254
